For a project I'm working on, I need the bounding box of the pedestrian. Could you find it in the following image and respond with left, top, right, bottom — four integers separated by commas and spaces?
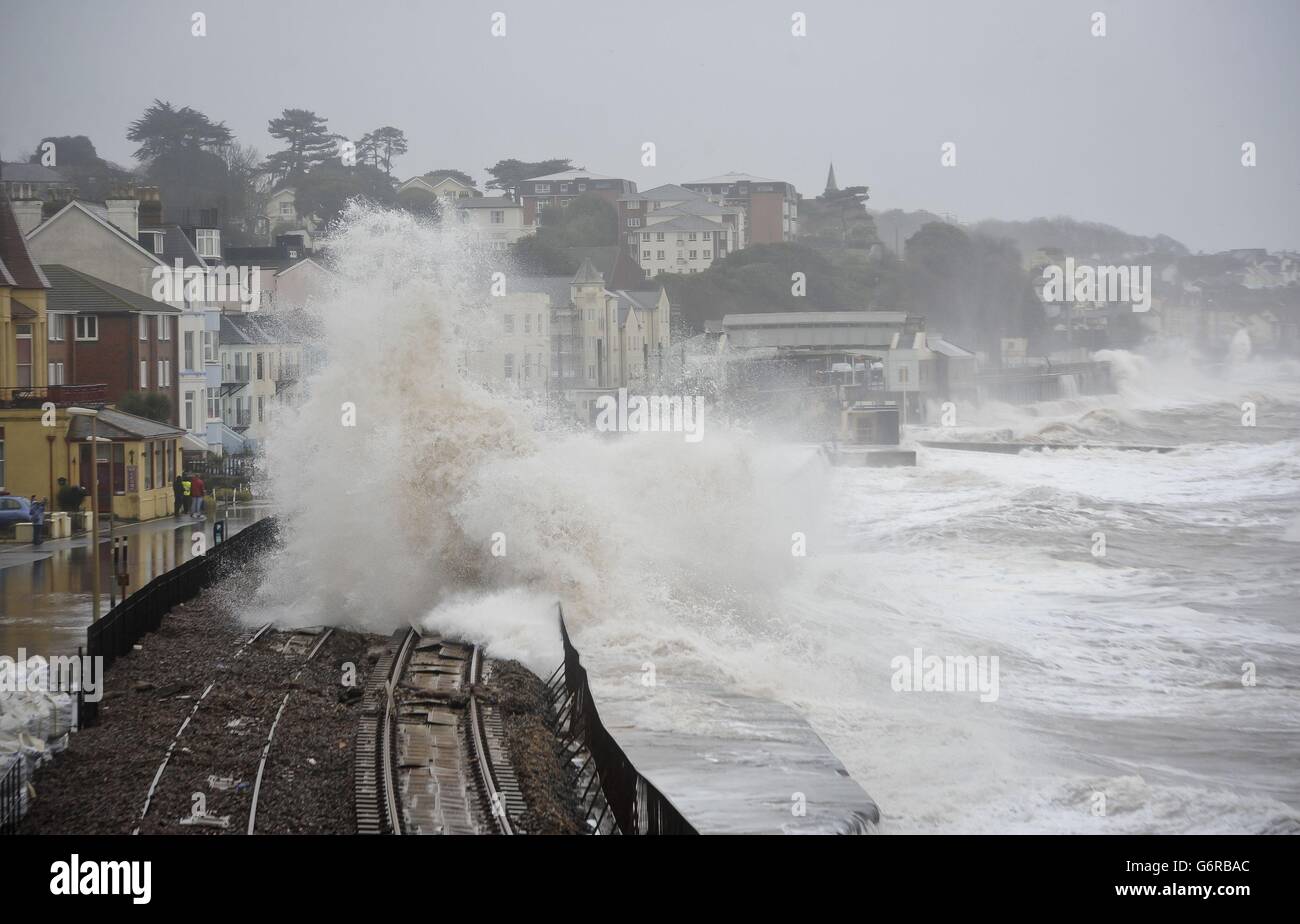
181, 472, 192, 513
30, 496, 46, 547
190, 473, 206, 520
173, 471, 186, 517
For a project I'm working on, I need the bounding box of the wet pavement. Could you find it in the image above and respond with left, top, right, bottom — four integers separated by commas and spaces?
0, 504, 273, 659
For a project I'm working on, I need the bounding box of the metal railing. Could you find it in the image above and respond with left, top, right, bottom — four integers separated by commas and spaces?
552, 607, 698, 835
80, 516, 279, 726
0, 756, 21, 835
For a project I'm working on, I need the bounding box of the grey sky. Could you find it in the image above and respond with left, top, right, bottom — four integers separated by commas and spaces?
3, 0, 1297, 252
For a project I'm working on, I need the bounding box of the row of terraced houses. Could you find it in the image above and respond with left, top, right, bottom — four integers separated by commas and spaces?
1, 161, 799, 519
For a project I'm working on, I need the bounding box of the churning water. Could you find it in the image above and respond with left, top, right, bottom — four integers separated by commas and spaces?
250, 209, 1300, 833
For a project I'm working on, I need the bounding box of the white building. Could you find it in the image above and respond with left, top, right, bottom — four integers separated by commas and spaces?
461, 290, 550, 392
217, 313, 303, 451
451, 196, 534, 250
264, 187, 321, 247
397, 174, 478, 208
619, 184, 743, 279
514, 260, 672, 418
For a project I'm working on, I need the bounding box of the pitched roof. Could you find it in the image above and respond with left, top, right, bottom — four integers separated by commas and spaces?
454, 196, 519, 209
638, 184, 707, 202
686, 172, 783, 185
0, 196, 50, 289
510, 276, 574, 307
572, 257, 605, 284
66, 406, 184, 441
525, 169, 618, 183
0, 162, 66, 183
42, 264, 178, 314
641, 215, 724, 233
28, 200, 166, 267
139, 223, 207, 268
220, 312, 297, 345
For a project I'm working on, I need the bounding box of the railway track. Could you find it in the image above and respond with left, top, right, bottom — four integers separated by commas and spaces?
133, 624, 333, 835
355, 628, 524, 834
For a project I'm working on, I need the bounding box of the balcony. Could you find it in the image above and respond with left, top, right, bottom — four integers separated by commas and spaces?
0, 383, 109, 408
274, 364, 301, 396
218, 365, 250, 398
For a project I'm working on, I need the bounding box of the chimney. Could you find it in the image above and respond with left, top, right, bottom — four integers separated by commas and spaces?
11, 200, 43, 236
105, 198, 140, 239
136, 186, 163, 228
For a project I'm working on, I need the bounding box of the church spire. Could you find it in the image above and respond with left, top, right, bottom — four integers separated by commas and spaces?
824, 161, 838, 196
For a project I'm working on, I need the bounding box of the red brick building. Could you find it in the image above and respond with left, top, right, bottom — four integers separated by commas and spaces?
42, 264, 180, 425
682, 173, 799, 245
516, 170, 637, 227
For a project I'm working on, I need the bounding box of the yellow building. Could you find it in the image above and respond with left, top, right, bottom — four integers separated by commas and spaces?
2, 196, 183, 522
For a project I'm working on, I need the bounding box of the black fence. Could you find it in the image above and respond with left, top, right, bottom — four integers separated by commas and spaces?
80, 516, 279, 726
554, 607, 698, 835
0, 756, 21, 835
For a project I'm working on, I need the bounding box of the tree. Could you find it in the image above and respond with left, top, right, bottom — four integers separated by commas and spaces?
357, 126, 408, 176
538, 193, 617, 246
293, 159, 396, 229
127, 100, 232, 162
118, 391, 172, 423
264, 109, 334, 183
27, 135, 133, 203
484, 158, 573, 197
421, 168, 475, 188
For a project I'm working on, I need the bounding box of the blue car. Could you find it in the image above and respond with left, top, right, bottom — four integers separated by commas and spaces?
0, 496, 33, 531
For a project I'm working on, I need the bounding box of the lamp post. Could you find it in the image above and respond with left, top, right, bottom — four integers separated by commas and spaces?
67, 407, 103, 621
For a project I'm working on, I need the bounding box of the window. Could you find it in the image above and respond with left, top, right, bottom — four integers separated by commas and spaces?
256, 352, 264, 380
504, 353, 515, 379
626, 200, 640, 209
641, 233, 650, 242
158, 315, 170, 340
47, 362, 65, 385
279, 202, 294, 217
688, 233, 697, 241
524, 314, 531, 333
689, 251, 698, 259
207, 392, 220, 420
645, 269, 654, 279
504, 314, 514, 333
257, 396, 264, 422
524, 354, 532, 379
656, 251, 665, 260
151, 233, 165, 255
626, 217, 641, 228
656, 233, 665, 242
535, 184, 551, 194
898, 366, 909, 385
15, 324, 32, 388
184, 332, 195, 370
643, 250, 651, 259
588, 365, 595, 380
48, 314, 65, 341
195, 229, 220, 258
490, 210, 504, 224
139, 313, 149, 340
144, 442, 153, 490
203, 331, 216, 363
704, 251, 712, 259
140, 360, 148, 388
184, 393, 195, 431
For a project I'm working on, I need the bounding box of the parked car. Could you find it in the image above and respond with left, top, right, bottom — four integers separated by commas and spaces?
0, 496, 33, 531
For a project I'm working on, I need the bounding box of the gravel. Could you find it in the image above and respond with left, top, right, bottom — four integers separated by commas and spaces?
481, 660, 584, 835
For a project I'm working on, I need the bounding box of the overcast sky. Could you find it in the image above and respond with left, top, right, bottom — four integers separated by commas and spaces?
3, 0, 1297, 252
